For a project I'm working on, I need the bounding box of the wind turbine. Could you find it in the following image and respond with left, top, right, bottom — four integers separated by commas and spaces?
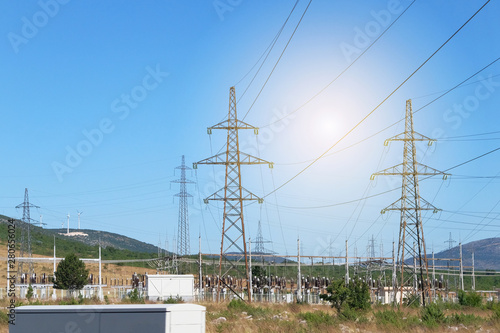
67, 213, 70, 234
77, 210, 83, 230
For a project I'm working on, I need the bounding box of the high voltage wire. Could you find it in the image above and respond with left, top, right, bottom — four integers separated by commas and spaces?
235, 0, 300, 101
263, 1, 492, 197
241, 0, 313, 121
268, 145, 500, 210
411, 73, 500, 100
259, 0, 417, 129
274, 56, 500, 166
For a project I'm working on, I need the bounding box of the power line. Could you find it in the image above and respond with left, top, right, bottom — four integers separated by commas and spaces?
259, 0, 417, 129
269, 145, 500, 210
241, 0, 313, 121
274, 56, 500, 166
235, 0, 300, 101
262, 1, 491, 197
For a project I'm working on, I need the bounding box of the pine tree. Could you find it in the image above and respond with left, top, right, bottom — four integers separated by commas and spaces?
54, 253, 89, 292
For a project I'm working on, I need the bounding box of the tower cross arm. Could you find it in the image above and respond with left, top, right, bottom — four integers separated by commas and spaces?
194, 152, 273, 168
371, 163, 450, 179
203, 186, 264, 203
207, 119, 259, 133
380, 196, 441, 214
384, 131, 436, 145
171, 178, 196, 184
15, 203, 40, 209
174, 193, 193, 198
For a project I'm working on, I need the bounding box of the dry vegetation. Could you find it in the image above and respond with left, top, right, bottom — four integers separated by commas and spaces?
202, 301, 500, 333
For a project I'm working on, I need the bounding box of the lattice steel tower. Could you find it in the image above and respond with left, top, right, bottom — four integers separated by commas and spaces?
171, 155, 194, 256
371, 100, 448, 306
255, 220, 273, 256
16, 188, 39, 281
194, 86, 273, 302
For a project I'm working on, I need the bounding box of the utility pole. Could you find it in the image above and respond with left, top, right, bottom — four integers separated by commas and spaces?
194, 86, 273, 302
345, 240, 349, 284
99, 244, 103, 300
371, 99, 449, 307
459, 243, 464, 291
171, 155, 194, 257
53, 236, 56, 280
16, 188, 39, 281
199, 236, 203, 296
249, 238, 252, 302
297, 238, 301, 302
472, 252, 475, 291
392, 241, 397, 304
432, 251, 436, 302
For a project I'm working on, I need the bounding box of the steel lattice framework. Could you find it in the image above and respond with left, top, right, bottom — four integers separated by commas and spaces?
194, 86, 273, 302
16, 188, 39, 281
171, 155, 194, 257
371, 100, 449, 307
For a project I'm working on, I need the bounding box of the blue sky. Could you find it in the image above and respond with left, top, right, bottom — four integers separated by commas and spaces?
1, 1, 499, 259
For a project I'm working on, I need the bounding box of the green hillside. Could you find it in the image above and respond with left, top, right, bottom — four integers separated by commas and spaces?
0, 215, 162, 264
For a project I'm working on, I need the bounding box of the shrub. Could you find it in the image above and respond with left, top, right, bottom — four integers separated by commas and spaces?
458, 290, 482, 307
446, 313, 483, 326
26, 285, 34, 301
421, 303, 445, 327
0, 311, 8, 325
227, 299, 251, 313
374, 309, 405, 328
163, 296, 183, 304
339, 307, 362, 322
491, 303, 500, 320
127, 288, 144, 304
320, 279, 370, 313
299, 311, 335, 326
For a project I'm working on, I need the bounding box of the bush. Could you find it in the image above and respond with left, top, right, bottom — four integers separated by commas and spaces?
490, 302, 500, 320
445, 313, 483, 326
26, 285, 34, 301
421, 303, 445, 327
163, 296, 183, 304
227, 299, 251, 313
339, 307, 361, 321
127, 288, 144, 304
458, 290, 482, 307
320, 279, 371, 313
374, 309, 405, 328
0, 311, 9, 325
226, 299, 271, 319
299, 311, 335, 326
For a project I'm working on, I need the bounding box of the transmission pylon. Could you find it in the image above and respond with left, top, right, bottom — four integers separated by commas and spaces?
371, 99, 449, 307
445, 232, 456, 250
194, 86, 273, 302
255, 220, 274, 263
16, 188, 39, 282
255, 220, 266, 254
171, 155, 194, 257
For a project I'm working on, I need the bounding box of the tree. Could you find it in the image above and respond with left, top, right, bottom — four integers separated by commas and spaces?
54, 253, 89, 292
320, 279, 351, 312
26, 284, 34, 301
320, 278, 371, 313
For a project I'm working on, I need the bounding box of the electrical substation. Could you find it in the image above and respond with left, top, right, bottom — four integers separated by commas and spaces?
3, 2, 500, 332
